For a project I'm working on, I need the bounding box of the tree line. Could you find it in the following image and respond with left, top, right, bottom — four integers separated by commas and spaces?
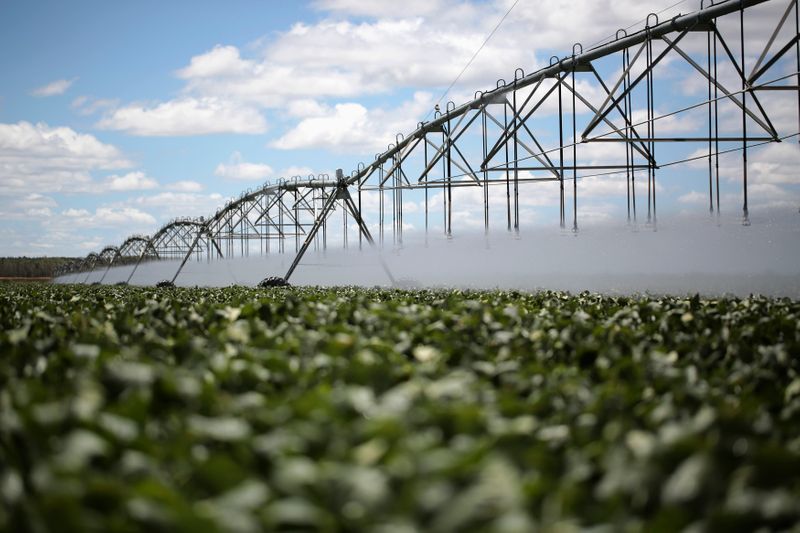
0, 257, 79, 278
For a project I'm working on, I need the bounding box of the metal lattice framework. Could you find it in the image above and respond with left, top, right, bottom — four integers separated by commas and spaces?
57, 0, 800, 284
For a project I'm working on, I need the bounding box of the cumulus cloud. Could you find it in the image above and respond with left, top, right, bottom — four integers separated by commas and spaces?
0, 121, 131, 194
106, 171, 159, 191
271, 92, 432, 152
71, 96, 119, 116
167, 180, 204, 192
177, 18, 531, 108
131, 191, 225, 219
312, 0, 448, 18
683, 142, 800, 212
95, 0, 793, 157
177, 45, 252, 78
0, 193, 58, 220
214, 151, 274, 180
96, 97, 267, 136
678, 190, 707, 205
32, 78, 77, 97
59, 206, 156, 227
170, 0, 705, 116
281, 165, 317, 178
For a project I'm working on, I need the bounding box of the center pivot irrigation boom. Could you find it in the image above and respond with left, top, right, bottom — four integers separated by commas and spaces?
57, 0, 800, 286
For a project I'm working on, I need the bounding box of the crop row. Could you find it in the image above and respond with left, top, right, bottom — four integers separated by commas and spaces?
1, 284, 799, 531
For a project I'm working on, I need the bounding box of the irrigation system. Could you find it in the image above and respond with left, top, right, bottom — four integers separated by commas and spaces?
57, 0, 800, 285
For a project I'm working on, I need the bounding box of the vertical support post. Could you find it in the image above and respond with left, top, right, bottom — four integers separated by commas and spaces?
295, 181, 300, 253
391, 155, 397, 246
796, 0, 800, 145
707, 24, 715, 214
357, 176, 362, 250
397, 153, 403, 245
572, 65, 578, 233
512, 86, 520, 233
446, 115, 453, 237
714, 18, 721, 218
279, 192, 285, 254
315, 188, 321, 252
322, 182, 328, 251
650, 36, 657, 227
741, 1, 750, 225
623, 46, 631, 223
646, 33, 652, 224
482, 107, 489, 233
424, 134, 429, 242
558, 74, 565, 229
504, 101, 511, 231
379, 166, 385, 246
266, 197, 271, 255
628, 49, 637, 223
259, 196, 264, 256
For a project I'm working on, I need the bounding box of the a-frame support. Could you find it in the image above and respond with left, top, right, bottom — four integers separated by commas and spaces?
284, 170, 395, 284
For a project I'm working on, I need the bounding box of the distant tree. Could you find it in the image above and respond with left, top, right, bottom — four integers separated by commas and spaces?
0, 257, 80, 278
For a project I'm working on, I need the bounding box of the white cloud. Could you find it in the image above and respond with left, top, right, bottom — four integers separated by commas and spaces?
106, 171, 159, 191
281, 165, 316, 178
63, 208, 91, 218
0, 121, 131, 194
214, 151, 274, 180
71, 96, 119, 116
684, 142, 800, 213
170, 0, 701, 117
167, 180, 204, 192
131, 191, 225, 219
312, 0, 448, 18
79, 239, 103, 250
58, 206, 156, 228
748, 143, 800, 186
97, 0, 793, 159
286, 99, 329, 118
0, 193, 58, 220
721, 183, 800, 211
32, 78, 77, 97
271, 92, 432, 152
177, 45, 252, 78
630, 108, 701, 135
26, 207, 53, 217
17, 193, 57, 210
94, 207, 156, 226
678, 190, 707, 205
96, 97, 267, 136
687, 142, 800, 187
177, 18, 533, 109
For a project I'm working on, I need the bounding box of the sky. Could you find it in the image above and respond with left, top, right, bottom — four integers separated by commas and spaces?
1, 0, 798, 257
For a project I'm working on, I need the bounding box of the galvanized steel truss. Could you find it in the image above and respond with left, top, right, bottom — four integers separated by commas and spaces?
59, 0, 800, 284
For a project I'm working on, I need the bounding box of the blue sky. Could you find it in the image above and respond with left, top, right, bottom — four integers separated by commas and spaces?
1, 0, 798, 256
